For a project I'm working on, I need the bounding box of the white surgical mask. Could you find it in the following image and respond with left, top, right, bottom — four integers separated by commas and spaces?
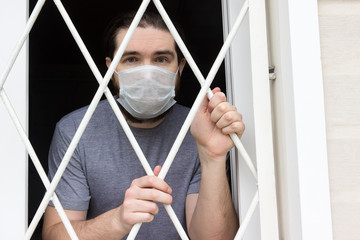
116, 65, 177, 119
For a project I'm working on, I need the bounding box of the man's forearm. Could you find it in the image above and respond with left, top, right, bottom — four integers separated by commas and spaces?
188, 157, 239, 240
43, 207, 127, 240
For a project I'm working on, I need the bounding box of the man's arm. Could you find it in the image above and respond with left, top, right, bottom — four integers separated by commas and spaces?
42, 169, 173, 240
187, 87, 244, 240
42, 206, 126, 240
186, 159, 238, 240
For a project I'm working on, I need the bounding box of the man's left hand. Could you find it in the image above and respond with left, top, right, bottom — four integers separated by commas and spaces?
190, 87, 245, 162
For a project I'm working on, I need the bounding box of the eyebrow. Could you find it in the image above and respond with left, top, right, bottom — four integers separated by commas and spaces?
154, 50, 175, 58
121, 50, 176, 58
121, 51, 140, 57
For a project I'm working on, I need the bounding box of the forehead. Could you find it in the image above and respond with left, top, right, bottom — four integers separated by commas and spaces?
115, 27, 176, 54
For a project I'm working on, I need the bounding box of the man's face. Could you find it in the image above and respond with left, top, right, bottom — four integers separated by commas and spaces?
107, 27, 184, 92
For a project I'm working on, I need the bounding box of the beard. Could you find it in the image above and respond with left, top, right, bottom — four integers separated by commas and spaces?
116, 100, 173, 125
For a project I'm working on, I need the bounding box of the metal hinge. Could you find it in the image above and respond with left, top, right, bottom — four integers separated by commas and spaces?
269, 66, 276, 80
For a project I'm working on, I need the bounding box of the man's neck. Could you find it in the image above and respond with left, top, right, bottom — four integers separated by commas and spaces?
127, 117, 165, 129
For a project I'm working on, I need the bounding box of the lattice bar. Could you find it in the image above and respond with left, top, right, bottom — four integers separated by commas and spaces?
0, 0, 45, 90
25, 1, 152, 239
0, 0, 79, 238
0, 89, 78, 240
234, 191, 259, 239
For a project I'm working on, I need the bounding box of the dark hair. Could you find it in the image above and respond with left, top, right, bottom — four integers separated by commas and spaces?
103, 10, 185, 64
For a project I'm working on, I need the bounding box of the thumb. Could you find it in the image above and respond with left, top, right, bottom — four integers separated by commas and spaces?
153, 165, 162, 176
210, 87, 221, 96
200, 87, 221, 110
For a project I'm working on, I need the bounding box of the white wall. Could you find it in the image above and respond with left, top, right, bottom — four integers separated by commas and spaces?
318, 1, 360, 239
0, 0, 28, 238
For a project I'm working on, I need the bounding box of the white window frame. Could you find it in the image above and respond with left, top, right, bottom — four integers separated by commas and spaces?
0, 0, 28, 238
266, 0, 333, 239
222, 0, 279, 239
223, 0, 333, 239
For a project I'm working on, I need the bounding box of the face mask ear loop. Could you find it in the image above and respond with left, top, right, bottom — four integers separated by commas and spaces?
175, 66, 181, 78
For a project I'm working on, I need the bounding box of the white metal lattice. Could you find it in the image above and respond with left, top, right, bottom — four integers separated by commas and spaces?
0, 0, 277, 239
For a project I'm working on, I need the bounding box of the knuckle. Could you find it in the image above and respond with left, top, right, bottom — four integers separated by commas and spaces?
224, 112, 233, 122
147, 176, 155, 185
170, 195, 173, 204
122, 198, 132, 210
241, 122, 246, 132
125, 188, 136, 199
164, 194, 173, 205
149, 190, 157, 200
131, 178, 139, 186
233, 122, 243, 131
232, 121, 240, 129
150, 203, 159, 214
144, 213, 154, 223
210, 111, 219, 122
217, 102, 227, 112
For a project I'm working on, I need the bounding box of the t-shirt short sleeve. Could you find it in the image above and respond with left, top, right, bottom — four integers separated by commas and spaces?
186, 156, 201, 195
48, 119, 90, 211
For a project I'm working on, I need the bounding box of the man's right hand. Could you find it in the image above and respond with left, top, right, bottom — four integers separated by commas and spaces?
116, 165, 173, 233
42, 166, 172, 240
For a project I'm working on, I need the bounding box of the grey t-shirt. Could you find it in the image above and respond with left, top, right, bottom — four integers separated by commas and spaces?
48, 100, 201, 239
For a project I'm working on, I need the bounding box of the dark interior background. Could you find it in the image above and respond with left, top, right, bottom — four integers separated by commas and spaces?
29, 0, 226, 238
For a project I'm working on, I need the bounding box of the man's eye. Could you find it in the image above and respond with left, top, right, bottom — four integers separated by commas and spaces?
125, 57, 137, 63
156, 57, 167, 63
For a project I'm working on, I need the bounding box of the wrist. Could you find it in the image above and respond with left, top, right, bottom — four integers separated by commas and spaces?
196, 142, 227, 164
112, 205, 132, 237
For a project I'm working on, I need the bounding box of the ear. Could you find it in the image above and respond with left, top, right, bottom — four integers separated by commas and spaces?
105, 57, 112, 68
175, 59, 186, 97
106, 57, 120, 92
179, 58, 186, 76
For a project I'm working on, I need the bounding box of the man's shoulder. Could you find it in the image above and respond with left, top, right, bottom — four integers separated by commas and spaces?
57, 99, 111, 130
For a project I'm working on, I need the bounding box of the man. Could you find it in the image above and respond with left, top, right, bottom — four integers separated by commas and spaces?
43, 11, 244, 240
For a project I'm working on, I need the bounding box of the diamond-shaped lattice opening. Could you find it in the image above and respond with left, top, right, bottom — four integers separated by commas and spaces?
0, 0, 259, 239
